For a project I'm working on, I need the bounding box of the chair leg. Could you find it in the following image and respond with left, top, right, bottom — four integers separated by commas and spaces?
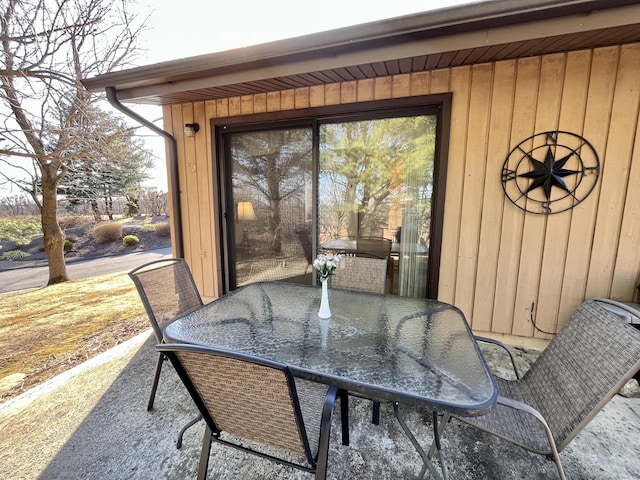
536, 410, 567, 480
317, 387, 340, 480
550, 452, 568, 480
176, 413, 203, 449
541, 430, 567, 480
147, 353, 165, 411
339, 389, 349, 446
372, 401, 380, 425
197, 425, 213, 480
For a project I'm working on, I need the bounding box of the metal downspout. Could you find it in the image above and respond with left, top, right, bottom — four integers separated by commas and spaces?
105, 87, 184, 258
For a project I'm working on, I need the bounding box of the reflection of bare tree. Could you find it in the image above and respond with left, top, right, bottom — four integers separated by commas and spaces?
230, 129, 311, 255
318, 169, 349, 242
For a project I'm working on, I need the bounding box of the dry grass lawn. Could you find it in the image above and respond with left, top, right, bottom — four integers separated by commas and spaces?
0, 272, 149, 403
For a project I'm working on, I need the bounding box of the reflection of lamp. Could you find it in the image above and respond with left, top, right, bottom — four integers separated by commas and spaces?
184, 123, 200, 137
237, 201, 256, 221
237, 201, 256, 248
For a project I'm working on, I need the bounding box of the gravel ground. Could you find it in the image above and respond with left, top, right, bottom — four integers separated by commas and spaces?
1, 331, 639, 480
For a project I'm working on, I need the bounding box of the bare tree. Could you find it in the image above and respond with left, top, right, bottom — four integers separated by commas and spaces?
139, 187, 167, 216
0, 194, 39, 216
0, 0, 147, 284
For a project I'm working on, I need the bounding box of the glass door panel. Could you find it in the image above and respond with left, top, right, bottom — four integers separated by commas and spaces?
318, 116, 436, 297
226, 128, 313, 288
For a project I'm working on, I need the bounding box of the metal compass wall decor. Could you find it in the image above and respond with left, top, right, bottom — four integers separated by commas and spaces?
501, 130, 600, 215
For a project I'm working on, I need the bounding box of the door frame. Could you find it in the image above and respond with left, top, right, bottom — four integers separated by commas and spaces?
213, 94, 451, 297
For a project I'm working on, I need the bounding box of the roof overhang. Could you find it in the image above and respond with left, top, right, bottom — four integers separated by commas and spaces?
82, 0, 640, 105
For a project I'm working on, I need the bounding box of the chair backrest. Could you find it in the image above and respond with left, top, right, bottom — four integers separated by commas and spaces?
295, 228, 313, 265
356, 237, 391, 258
330, 252, 387, 294
522, 299, 640, 451
157, 343, 319, 465
129, 258, 203, 341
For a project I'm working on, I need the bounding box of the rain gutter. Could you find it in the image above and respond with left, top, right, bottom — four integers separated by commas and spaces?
105, 87, 183, 258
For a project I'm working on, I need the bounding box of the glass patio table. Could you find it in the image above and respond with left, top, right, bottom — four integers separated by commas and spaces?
321, 238, 428, 254
163, 281, 497, 479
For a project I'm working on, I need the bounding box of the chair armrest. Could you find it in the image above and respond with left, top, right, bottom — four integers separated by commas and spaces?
475, 336, 521, 379
496, 395, 548, 426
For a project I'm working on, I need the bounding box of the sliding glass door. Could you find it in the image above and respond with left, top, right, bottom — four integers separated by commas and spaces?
318, 115, 436, 297
221, 109, 441, 298
224, 127, 313, 289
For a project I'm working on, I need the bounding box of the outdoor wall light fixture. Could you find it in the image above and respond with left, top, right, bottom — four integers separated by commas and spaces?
184, 123, 200, 137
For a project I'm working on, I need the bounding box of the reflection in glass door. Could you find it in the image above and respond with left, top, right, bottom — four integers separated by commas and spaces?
318, 115, 437, 297
225, 127, 313, 289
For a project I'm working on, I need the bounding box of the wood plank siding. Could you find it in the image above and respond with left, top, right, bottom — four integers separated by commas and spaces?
163, 43, 640, 340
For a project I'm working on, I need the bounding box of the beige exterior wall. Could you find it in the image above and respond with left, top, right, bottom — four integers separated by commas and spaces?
162, 43, 640, 339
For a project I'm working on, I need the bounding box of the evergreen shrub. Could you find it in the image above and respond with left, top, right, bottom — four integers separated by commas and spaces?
123, 235, 139, 246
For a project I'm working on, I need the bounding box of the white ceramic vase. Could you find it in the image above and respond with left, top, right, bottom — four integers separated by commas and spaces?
319, 318, 330, 348
318, 277, 332, 319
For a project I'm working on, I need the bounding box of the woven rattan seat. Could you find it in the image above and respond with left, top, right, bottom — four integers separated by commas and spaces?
157, 343, 348, 480
129, 258, 203, 410
430, 299, 640, 480
330, 252, 387, 294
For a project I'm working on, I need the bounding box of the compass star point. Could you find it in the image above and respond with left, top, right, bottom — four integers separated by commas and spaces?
517, 146, 580, 200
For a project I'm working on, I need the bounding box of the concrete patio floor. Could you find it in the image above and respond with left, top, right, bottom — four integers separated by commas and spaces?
1, 329, 639, 480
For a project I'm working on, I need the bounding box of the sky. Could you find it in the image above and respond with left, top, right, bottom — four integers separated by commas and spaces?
131, 0, 475, 190
0, 0, 475, 198
136, 1, 475, 64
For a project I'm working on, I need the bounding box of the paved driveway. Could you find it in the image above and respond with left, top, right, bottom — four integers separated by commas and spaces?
0, 247, 172, 293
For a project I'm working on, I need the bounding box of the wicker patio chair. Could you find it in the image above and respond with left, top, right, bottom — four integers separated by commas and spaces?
129, 258, 203, 411
425, 299, 640, 480
156, 343, 349, 480
357, 236, 393, 285
355, 237, 391, 258
329, 251, 387, 425
330, 251, 388, 294
296, 227, 314, 268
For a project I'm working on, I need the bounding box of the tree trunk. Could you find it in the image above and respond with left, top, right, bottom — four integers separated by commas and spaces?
90, 199, 101, 222
269, 199, 282, 256
41, 169, 69, 285
105, 195, 113, 220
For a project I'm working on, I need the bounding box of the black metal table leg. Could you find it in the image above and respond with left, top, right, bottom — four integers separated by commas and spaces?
393, 403, 446, 480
